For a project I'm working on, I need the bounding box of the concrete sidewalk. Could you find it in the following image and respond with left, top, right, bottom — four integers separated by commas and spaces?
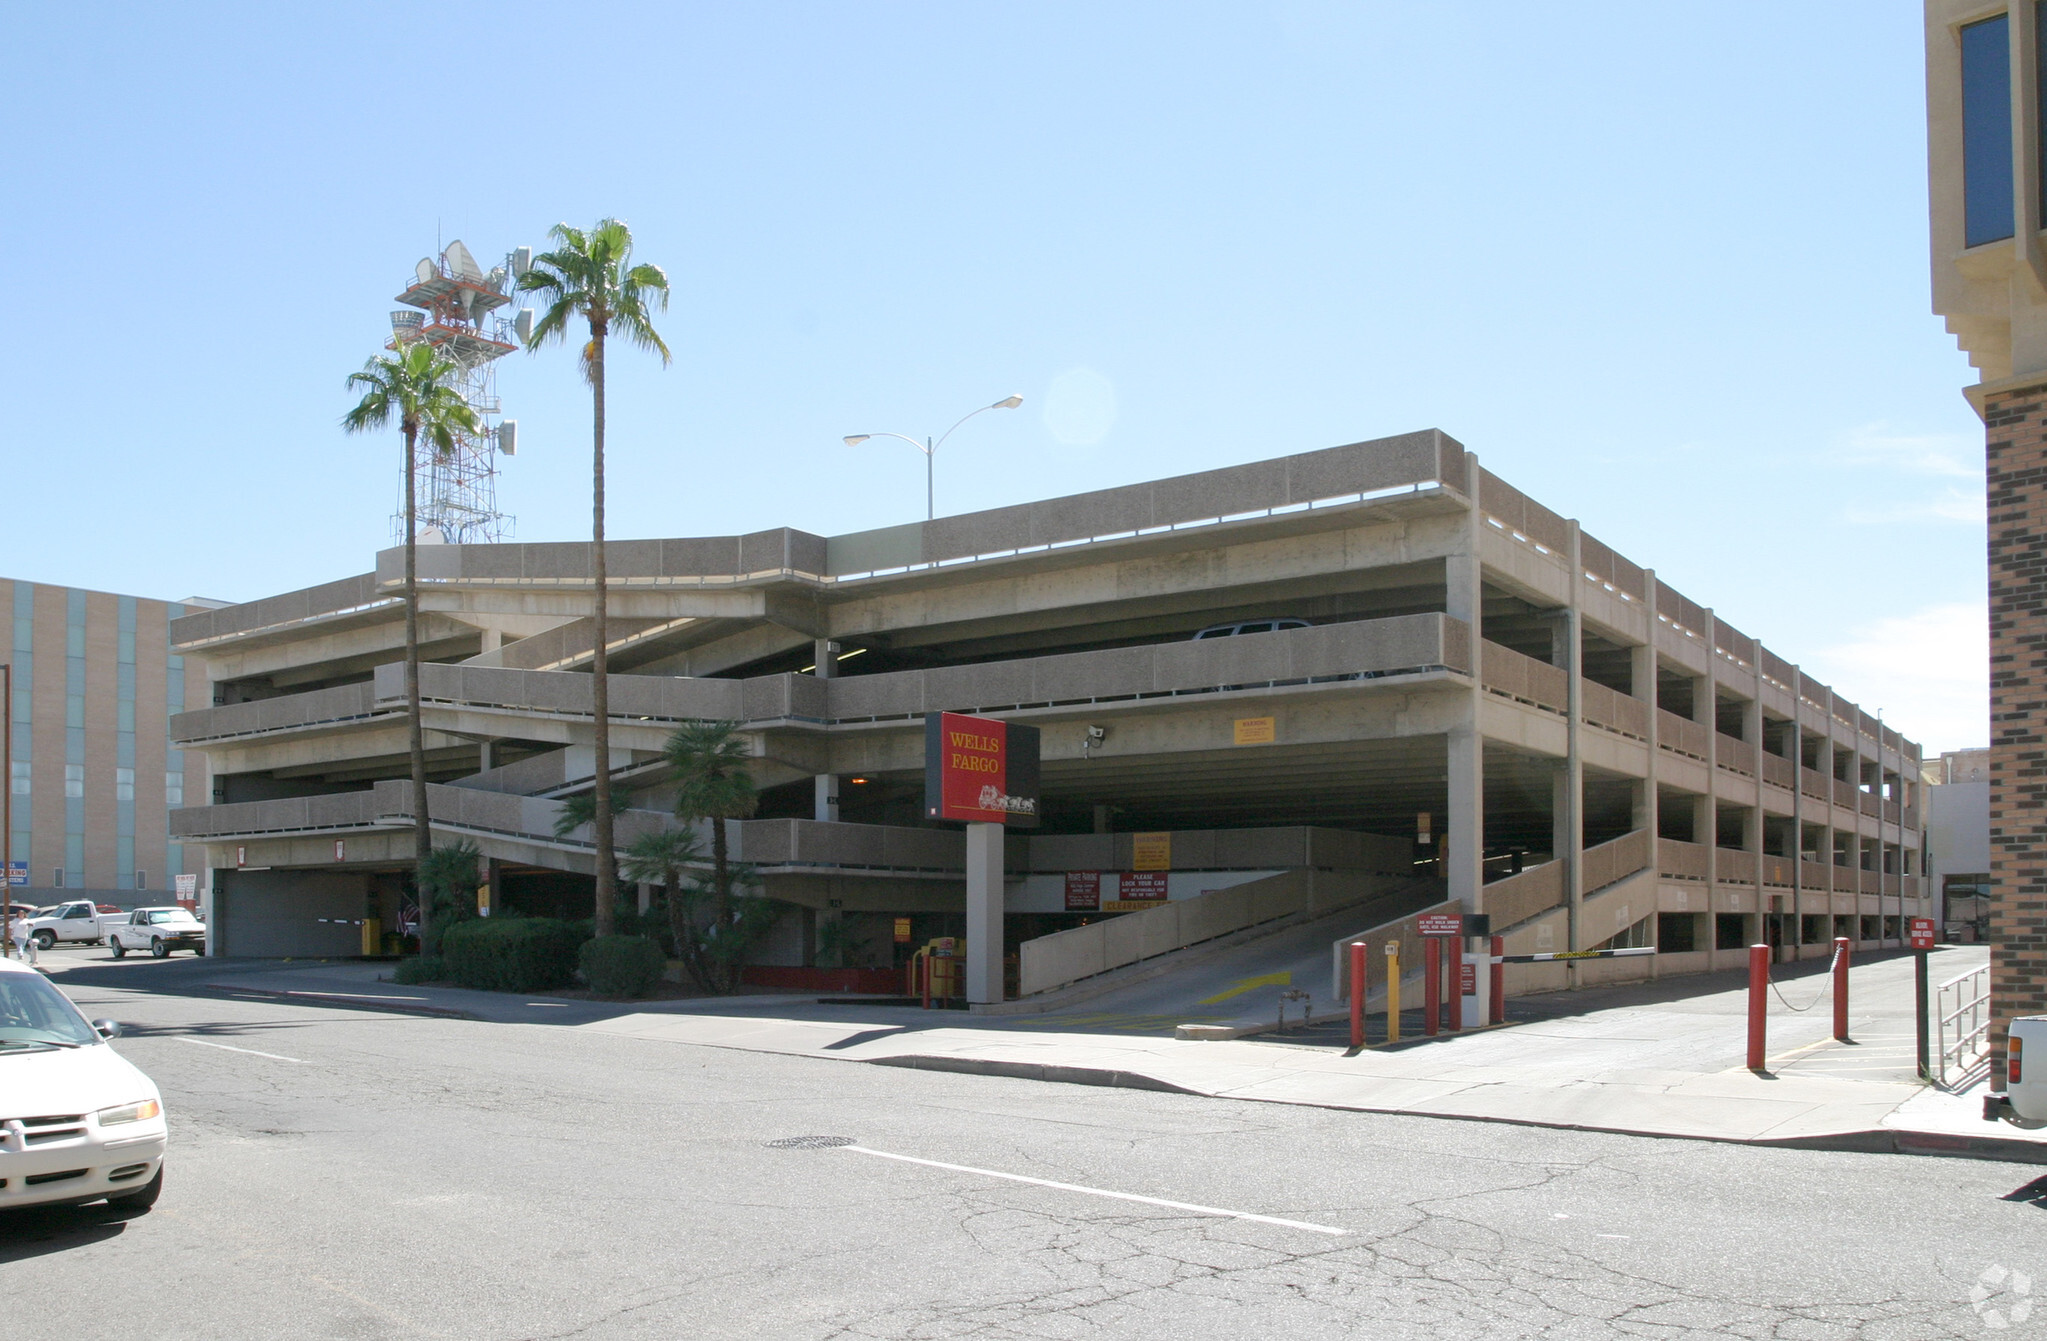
573, 945, 2044, 1163
48, 943, 2039, 1162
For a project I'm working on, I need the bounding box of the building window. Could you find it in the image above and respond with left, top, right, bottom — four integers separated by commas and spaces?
166, 771, 184, 807
134, 870, 147, 890
51, 868, 62, 887
64, 764, 83, 799
9, 761, 25, 796
115, 767, 134, 801
1962, 13, 2015, 247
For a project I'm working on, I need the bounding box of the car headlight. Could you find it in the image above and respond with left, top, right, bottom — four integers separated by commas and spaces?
97, 1099, 161, 1125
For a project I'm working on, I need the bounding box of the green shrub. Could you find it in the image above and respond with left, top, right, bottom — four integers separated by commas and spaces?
579, 935, 667, 998
441, 917, 582, 993
392, 954, 445, 985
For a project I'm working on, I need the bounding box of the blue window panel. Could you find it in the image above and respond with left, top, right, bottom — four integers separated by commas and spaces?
117, 701, 134, 734
13, 581, 32, 654
1963, 14, 2015, 247
64, 590, 84, 659
116, 729, 134, 767
66, 726, 83, 766
65, 832, 82, 886
117, 662, 135, 701
117, 834, 133, 881
65, 694, 83, 730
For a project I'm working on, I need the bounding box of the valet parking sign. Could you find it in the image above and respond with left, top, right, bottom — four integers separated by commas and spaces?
925, 711, 1041, 827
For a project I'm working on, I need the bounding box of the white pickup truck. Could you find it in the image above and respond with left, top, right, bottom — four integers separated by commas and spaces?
19, 899, 126, 950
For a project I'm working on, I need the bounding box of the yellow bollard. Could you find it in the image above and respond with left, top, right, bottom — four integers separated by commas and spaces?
1385, 941, 1401, 1043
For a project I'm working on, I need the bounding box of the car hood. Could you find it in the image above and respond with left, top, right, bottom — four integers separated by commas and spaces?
0, 1042, 159, 1116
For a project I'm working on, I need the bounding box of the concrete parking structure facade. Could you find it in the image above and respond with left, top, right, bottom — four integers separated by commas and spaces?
168, 430, 1927, 988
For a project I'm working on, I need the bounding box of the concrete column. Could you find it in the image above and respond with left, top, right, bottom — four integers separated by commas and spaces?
1639, 566, 1660, 975
1448, 725, 1484, 915
817, 906, 843, 968
965, 821, 1004, 1004
813, 638, 839, 678
480, 628, 503, 655
1092, 804, 1111, 835
1561, 523, 1584, 963
1448, 453, 1485, 917
814, 773, 839, 823
477, 739, 495, 774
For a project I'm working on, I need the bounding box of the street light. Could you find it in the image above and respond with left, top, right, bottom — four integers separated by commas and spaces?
845, 394, 1024, 520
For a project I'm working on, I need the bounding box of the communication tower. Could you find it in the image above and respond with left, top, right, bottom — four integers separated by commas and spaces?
386, 239, 532, 545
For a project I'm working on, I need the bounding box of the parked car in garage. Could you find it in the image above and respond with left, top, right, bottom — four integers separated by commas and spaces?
1192, 617, 1311, 639
0, 955, 165, 1210
107, 906, 207, 958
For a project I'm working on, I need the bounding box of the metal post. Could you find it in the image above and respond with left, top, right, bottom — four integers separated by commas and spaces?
1424, 938, 1441, 1036
1348, 941, 1366, 1049
1490, 934, 1506, 1025
1447, 936, 1465, 1032
1747, 942, 1769, 1071
1832, 935, 1850, 1043
1915, 949, 1931, 1080
1385, 941, 1401, 1043
926, 436, 934, 521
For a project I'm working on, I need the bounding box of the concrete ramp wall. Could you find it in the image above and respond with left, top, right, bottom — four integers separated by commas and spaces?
1018, 867, 1407, 997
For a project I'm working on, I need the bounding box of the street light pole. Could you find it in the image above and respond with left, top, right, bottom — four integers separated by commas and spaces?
846, 395, 1024, 522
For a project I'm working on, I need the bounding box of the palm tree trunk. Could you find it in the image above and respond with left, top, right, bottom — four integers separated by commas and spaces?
589, 324, 616, 937
403, 422, 433, 948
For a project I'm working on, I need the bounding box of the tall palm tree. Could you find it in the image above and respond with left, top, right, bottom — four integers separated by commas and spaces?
342, 342, 480, 950
519, 219, 671, 937
662, 721, 758, 934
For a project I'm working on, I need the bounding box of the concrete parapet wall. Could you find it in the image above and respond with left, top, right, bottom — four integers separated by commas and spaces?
1021, 867, 1408, 998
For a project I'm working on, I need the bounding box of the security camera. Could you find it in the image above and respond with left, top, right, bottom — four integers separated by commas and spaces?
1085, 726, 1106, 743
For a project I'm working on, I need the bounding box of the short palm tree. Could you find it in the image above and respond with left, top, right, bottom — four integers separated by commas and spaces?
621, 828, 705, 986
519, 219, 671, 937
662, 721, 758, 934
342, 342, 480, 950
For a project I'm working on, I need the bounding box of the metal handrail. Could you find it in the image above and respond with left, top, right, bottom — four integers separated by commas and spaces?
1936, 965, 1990, 1085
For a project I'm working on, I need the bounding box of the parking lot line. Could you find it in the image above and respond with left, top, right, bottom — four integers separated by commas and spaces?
173, 1036, 310, 1064
841, 1144, 1347, 1235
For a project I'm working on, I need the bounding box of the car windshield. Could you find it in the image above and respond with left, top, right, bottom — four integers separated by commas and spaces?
0, 971, 97, 1050
146, 909, 198, 925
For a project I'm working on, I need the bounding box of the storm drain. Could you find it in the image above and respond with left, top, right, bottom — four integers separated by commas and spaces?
766, 1135, 856, 1149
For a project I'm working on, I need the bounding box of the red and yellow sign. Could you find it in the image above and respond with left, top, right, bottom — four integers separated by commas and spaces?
924, 711, 1040, 826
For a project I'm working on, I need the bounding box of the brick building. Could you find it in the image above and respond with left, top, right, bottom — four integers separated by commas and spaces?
1925, 2, 2047, 1079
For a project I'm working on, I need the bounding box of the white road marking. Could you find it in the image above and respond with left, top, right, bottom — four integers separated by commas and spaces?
173, 1036, 309, 1064
842, 1145, 1347, 1235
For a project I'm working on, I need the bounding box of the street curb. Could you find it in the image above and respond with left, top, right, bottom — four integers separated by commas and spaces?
853, 1051, 2047, 1164
868, 1054, 1200, 1095
202, 983, 478, 1020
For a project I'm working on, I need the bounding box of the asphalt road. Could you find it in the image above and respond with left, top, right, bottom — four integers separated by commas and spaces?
3, 950, 2042, 1340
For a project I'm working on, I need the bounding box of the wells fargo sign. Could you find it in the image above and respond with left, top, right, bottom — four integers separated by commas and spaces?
924, 711, 1041, 827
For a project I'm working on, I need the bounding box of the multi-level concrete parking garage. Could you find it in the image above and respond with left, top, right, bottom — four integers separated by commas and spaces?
169, 430, 1929, 996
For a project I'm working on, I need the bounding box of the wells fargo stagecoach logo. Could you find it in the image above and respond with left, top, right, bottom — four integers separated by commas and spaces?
975, 784, 1036, 815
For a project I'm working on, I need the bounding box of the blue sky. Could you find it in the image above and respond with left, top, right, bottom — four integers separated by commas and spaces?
0, 3, 1987, 750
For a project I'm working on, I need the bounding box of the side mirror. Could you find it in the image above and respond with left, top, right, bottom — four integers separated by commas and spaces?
92, 1019, 121, 1040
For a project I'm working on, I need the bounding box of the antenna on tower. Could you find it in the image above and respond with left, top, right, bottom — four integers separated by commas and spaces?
384, 239, 528, 545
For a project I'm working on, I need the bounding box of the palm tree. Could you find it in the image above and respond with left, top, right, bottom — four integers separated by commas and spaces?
342, 342, 480, 950
518, 219, 671, 937
621, 828, 704, 986
662, 721, 758, 934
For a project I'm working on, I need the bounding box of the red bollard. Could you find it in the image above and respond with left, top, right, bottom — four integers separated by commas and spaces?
1490, 934, 1506, 1025
1447, 936, 1465, 1032
1424, 938, 1441, 1036
1832, 936, 1850, 1042
1747, 943, 1768, 1071
1349, 941, 1366, 1049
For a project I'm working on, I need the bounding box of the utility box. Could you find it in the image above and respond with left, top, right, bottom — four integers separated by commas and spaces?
2010, 1016, 2047, 1122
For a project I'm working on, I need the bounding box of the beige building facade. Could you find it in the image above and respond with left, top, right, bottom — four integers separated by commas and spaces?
4, 578, 214, 903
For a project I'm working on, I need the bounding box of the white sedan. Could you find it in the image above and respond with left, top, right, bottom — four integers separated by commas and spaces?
108, 906, 207, 958
0, 956, 166, 1211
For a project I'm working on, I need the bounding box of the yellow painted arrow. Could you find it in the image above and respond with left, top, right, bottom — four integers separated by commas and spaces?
1197, 971, 1291, 1005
